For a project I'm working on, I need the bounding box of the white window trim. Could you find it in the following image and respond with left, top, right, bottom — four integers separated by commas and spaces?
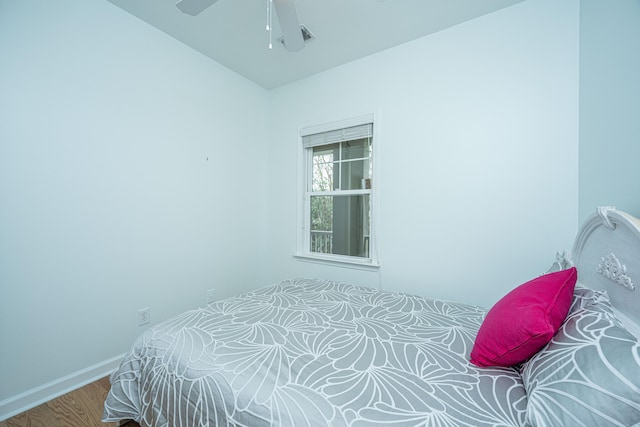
295, 113, 380, 268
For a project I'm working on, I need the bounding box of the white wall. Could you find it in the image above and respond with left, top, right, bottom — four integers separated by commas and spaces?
267, 0, 580, 308
578, 0, 640, 223
0, 0, 268, 406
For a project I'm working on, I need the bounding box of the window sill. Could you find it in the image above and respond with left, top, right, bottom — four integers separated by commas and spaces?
294, 253, 380, 270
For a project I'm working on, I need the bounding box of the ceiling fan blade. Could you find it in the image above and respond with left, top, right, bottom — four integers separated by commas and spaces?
273, 0, 305, 52
176, 0, 220, 16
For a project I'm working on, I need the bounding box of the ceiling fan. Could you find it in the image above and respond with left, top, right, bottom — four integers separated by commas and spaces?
176, 0, 306, 52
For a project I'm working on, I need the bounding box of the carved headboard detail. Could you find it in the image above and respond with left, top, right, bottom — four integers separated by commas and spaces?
596, 252, 635, 291
572, 207, 640, 335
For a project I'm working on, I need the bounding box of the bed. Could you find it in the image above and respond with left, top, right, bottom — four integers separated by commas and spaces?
103, 207, 640, 426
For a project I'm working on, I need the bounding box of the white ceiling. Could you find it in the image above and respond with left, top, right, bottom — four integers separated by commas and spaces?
107, 0, 525, 90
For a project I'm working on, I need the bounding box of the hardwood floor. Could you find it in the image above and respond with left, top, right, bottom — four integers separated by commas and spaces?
0, 377, 139, 427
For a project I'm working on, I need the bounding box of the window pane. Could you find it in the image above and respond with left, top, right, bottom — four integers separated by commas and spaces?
310, 196, 333, 232
312, 144, 339, 192
341, 159, 372, 190
310, 194, 370, 258
342, 138, 370, 160
310, 195, 333, 254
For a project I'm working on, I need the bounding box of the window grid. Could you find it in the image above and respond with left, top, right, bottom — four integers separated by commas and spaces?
305, 138, 372, 259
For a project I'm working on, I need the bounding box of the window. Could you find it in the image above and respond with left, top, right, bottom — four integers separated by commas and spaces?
297, 115, 378, 266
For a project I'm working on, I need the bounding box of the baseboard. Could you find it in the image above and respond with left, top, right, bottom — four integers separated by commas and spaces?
0, 353, 125, 422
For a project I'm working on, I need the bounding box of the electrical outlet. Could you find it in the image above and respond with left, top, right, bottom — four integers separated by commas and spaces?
138, 307, 150, 326
206, 288, 216, 304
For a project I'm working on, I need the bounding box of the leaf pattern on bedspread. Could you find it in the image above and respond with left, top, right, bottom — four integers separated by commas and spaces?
520, 288, 640, 426
103, 278, 526, 426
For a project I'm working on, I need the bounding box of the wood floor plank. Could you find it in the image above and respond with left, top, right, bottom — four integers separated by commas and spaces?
49, 392, 93, 426
3, 403, 58, 427
1, 377, 120, 427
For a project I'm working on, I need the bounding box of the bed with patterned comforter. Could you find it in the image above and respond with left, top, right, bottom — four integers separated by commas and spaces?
103, 278, 527, 426
104, 209, 640, 426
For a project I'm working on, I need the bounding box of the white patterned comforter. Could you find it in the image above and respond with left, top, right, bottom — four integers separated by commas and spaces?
103, 279, 527, 426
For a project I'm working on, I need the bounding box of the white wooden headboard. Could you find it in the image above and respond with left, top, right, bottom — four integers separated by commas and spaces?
572, 206, 640, 337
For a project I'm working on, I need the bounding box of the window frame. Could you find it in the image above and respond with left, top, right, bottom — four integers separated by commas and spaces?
295, 114, 380, 268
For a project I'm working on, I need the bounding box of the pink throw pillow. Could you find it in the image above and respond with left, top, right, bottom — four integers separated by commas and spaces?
470, 267, 577, 367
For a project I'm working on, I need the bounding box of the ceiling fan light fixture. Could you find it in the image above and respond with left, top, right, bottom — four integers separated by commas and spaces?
177, 0, 308, 52
277, 25, 314, 48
